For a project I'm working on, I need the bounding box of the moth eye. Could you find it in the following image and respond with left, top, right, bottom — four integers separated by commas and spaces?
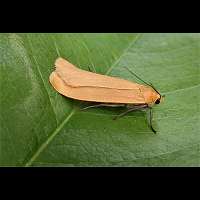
155, 99, 160, 104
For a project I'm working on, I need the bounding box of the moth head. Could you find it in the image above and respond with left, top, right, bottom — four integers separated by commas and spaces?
155, 94, 165, 105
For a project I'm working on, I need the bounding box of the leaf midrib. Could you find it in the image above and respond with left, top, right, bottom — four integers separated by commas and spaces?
24, 33, 142, 166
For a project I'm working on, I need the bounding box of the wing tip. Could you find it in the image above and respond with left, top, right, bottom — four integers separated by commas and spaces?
55, 57, 76, 71
55, 57, 65, 68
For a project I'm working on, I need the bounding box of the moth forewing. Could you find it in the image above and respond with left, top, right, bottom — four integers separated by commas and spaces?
55, 58, 144, 90
50, 58, 148, 104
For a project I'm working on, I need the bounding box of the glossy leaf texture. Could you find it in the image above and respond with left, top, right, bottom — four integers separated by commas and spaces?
0, 33, 199, 166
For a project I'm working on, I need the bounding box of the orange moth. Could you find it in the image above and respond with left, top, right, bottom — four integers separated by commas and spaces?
49, 57, 163, 133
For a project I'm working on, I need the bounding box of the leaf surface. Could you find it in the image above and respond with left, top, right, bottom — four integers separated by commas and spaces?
0, 33, 199, 166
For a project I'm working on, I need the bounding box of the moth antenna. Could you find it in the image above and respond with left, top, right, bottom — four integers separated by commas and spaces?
124, 66, 151, 86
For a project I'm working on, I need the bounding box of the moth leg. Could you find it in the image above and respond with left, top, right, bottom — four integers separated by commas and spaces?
113, 105, 148, 120
81, 103, 126, 111
81, 104, 107, 110
147, 107, 157, 134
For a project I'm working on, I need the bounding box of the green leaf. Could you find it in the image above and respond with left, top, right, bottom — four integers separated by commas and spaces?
0, 33, 199, 166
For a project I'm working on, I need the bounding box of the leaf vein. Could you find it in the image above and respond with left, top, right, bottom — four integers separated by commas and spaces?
32, 55, 58, 125
25, 109, 76, 166
106, 33, 143, 75
164, 83, 200, 95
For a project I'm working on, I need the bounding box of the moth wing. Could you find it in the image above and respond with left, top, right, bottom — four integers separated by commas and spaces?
49, 58, 146, 104
55, 57, 142, 90
49, 72, 145, 104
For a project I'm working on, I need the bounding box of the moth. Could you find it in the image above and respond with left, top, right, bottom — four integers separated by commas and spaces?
49, 57, 164, 133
